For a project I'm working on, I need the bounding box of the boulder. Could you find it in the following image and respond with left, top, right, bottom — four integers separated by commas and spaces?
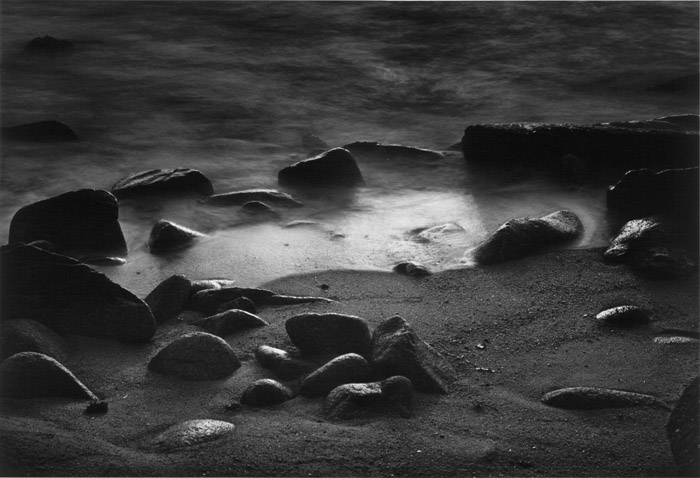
342, 142, 444, 162
240, 379, 295, 406
595, 305, 650, 326
371, 316, 456, 394
144, 274, 192, 325
24, 35, 73, 54
206, 189, 303, 207
192, 309, 268, 337
472, 210, 583, 265
148, 332, 240, 380
187, 287, 275, 316
142, 419, 235, 452
2, 120, 77, 142
300, 353, 373, 398
0, 319, 70, 362
8, 189, 127, 258
667, 377, 700, 477
0, 244, 156, 342
0, 352, 97, 400
111, 168, 214, 199
216, 296, 256, 315
254, 345, 315, 381
324, 376, 413, 420
393, 261, 431, 277
148, 220, 204, 253
285, 313, 372, 357
278, 148, 364, 188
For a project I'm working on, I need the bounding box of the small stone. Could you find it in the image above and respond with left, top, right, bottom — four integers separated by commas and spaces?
595, 305, 650, 326
216, 296, 257, 315
143, 419, 235, 452
145, 274, 192, 325
148, 220, 205, 253
324, 376, 413, 420
300, 353, 373, 398
189, 279, 237, 297
193, 309, 268, 337
393, 261, 432, 277
148, 332, 241, 380
206, 189, 302, 207
240, 379, 295, 406
255, 345, 315, 381
278, 147, 364, 188
541, 386, 659, 409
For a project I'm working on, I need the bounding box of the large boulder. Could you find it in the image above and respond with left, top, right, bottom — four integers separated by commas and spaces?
111, 168, 214, 199
0, 319, 70, 362
0, 244, 156, 342
144, 274, 192, 325
324, 376, 413, 420
300, 353, 373, 398
148, 220, 205, 253
667, 377, 700, 477
371, 316, 456, 394
278, 148, 364, 188
254, 345, 315, 381
2, 120, 77, 142
240, 379, 295, 406
192, 309, 268, 337
8, 189, 127, 258
206, 189, 303, 207
472, 210, 583, 265
285, 313, 372, 357
0, 352, 97, 400
148, 332, 240, 380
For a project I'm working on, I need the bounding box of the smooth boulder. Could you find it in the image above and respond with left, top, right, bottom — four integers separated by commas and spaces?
240, 379, 295, 406
148, 332, 240, 380
278, 148, 364, 188
206, 189, 303, 207
148, 220, 204, 253
285, 313, 371, 357
144, 274, 192, 325
112, 168, 214, 199
300, 353, 373, 398
193, 309, 268, 337
667, 377, 699, 477
0, 244, 156, 342
0, 319, 70, 362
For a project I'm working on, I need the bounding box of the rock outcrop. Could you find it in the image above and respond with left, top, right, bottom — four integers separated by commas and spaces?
112, 168, 214, 199
278, 148, 364, 188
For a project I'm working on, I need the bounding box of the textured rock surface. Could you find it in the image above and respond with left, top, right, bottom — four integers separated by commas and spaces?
300, 353, 373, 398
148, 220, 205, 253
148, 332, 240, 380
193, 309, 268, 337
241, 379, 295, 406
393, 261, 432, 277
206, 189, 302, 207
1, 244, 156, 342
0, 319, 70, 362
112, 168, 214, 199
8, 189, 127, 257
0, 352, 97, 400
595, 305, 650, 326
541, 387, 660, 409
667, 377, 699, 477
324, 376, 413, 420
216, 296, 256, 315
285, 313, 372, 357
278, 148, 364, 187
142, 419, 235, 452
255, 345, 315, 381
145, 274, 192, 325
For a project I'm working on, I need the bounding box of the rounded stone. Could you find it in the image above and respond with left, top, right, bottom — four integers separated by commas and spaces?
285, 313, 371, 357
241, 379, 294, 406
300, 353, 373, 398
145, 274, 192, 325
148, 220, 205, 253
148, 332, 240, 380
0, 319, 70, 362
193, 309, 268, 337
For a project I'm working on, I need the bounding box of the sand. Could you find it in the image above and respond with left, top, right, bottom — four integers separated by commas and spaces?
0, 247, 698, 477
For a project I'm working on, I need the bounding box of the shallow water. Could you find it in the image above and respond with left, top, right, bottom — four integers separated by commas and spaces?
1, 1, 697, 291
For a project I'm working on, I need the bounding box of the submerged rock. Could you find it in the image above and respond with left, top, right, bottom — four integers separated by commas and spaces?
278, 148, 364, 188
8, 189, 127, 258
255, 345, 315, 381
1, 244, 156, 342
193, 309, 268, 337
285, 313, 372, 357
472, 210, 583, 265
142, 419, 235, 452
148, 332, 241, 380
112, 168, 214, 199
342, 141, 444, 162
393, 261, 432, 277
371, 315, 456, 394
0, 319, 70, 363
24, 35, 73, 54
187, 287, 276, 316
300, 353, 373, 398
148, 220, 205, 253
216, 296, 256, 315
241, 201, 276, 216
240, 379, 295, 406
667, 377, 699, 477
595, 305, 650, 326
0, 352, 97, 400
206, 189, 303, 207
541, 386, 660, 409
2, 120, 77, 142
324, 376, 413, 420
145, 274, 192, 325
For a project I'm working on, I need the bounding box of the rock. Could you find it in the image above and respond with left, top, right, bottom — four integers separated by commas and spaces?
393, 261, 432, 277
142, 419, 235, 452
0, 352, 97, 400
80, 256, 127, 266
301, 134, 329, 153
411, 223, 465, 243
148, 332, 241, 380
193, 309, 268, 337
324, 376, 413, 420
8, 189, 127, 258
85, 400, 109, 415
607, 167, 699, 223
472, 210, 583, 265
112, 168, 214, 199
0, 319, 70, 362
216, 296, 256, 315
241, 201, 275, 215
285, 313, 372, 357
654, 336, 700, 345
187, 287, 276, 316
0, 244, 156, 342
240, 379, 295, 406
371, 316, 456, 394
24, 35, 73, 54
595, 305, 650, 326
342, 142, 444, 162
189, 279, 236, 297
144, 274, 192, 325
300, 353, 373, 398
148, 220, 205, 253
2, 120, 77, 142
541, 387, 660, 409
206, 189, 303, 207
278, 148, 364, 188
667, 377, 700, 476
255, 345, 315, 381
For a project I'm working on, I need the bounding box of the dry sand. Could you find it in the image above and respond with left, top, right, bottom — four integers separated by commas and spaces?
1, 247, 698, 477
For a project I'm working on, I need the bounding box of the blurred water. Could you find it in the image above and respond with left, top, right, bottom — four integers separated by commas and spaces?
1, 1, 697, 290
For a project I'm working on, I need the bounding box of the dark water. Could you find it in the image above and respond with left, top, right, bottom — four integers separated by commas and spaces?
1, 1, 698, 292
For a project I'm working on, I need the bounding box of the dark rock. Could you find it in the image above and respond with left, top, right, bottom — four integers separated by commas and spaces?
8, 189, 127, 258
472, 210, 583, 265
595, 305, 650, 326
24, 35, 73, 54
667, 377, 700, 477
371, 316, 456, 394
648, 74, 700, 98
144, 275, 192, 325
240, 379, 295, 406
193, 309, 268, 337
189, 279, 236, 297
300, 353, 373, 398
0, 352, 97, 400
148, 220, 204, 253
254, 345, 315, 381
285, 313, 372, 357
142, 419, 235, 452
85, 400, 109, 415
324, 376, 413, 420
148, 332, 240, 380
0, 319, 70, 362
206, 189, 303, 207
342, 141, 444, 162
541, 386, 660, 409
241, 201, 275, 215
112, 168, 214, 199
393, 261, 432, 277
278, 148, 364, 188
2, 120, 77, 142
0, 244, 156, 342
216, 296, 256, 315
187, 287, 275, 316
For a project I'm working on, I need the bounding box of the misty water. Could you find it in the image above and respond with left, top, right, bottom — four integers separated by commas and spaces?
1, 1, 698, 294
